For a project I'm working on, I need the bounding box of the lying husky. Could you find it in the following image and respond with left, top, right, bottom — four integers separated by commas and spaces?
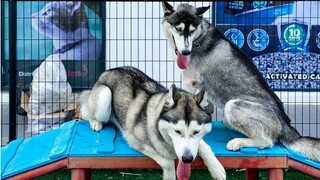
162, 2, 320, 162
78, 66, 226, 180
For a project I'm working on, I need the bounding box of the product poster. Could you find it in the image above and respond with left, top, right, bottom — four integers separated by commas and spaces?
215, 1, 320, 90
1, 1, 105, 89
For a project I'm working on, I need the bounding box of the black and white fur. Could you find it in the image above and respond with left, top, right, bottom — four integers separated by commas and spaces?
78, 66, 226, 180
162, 2, 320, 162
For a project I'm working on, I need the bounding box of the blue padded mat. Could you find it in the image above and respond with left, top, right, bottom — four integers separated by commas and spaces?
69, 120, 117, 156
284, 146, 320, 169
1, 138, 24, 176
204, 121, 287, 157
1, 120, 77, 179
1, 120, 319, 179
70, 120, 144, 157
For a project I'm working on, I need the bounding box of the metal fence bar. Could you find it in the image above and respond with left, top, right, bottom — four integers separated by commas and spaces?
8, 0, 17, 142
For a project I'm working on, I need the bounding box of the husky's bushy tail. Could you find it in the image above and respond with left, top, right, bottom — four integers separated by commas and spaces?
288, 137, 320, 162
280, 115, 320, 162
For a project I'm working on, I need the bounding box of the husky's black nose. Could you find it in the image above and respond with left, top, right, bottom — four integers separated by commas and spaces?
182, 150, 194, 163
181, 49, 191, 56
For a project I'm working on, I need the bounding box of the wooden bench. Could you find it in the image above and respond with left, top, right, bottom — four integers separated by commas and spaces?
2, 120, 319, 180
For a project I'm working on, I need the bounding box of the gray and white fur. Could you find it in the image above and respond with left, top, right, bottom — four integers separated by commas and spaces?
78, 66, 226, 180
162, 1, 320, 162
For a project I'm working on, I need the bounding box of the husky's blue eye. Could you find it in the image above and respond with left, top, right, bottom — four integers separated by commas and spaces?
175, 130, 182, 134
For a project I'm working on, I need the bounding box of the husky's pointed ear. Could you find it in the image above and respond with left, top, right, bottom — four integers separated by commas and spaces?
194, 87, 205, 105
162, 1, 174, 16
165, 84, 181, 107
195, 5, 210, 18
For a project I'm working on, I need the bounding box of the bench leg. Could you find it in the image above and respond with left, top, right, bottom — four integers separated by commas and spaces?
268, 168, 283, 180
71, 168, 91, 180
246, 168, 258, 180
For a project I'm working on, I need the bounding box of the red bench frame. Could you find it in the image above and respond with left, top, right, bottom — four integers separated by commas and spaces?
6, 155, 319, 180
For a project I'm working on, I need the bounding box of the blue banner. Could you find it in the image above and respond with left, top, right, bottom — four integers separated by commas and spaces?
215, 1, 320, 90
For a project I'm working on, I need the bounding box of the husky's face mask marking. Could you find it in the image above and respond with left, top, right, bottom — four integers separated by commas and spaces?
159, 85, 212, 163
162, 2, 210, 56
171, 23, 199, 56
161, 120, 212, 163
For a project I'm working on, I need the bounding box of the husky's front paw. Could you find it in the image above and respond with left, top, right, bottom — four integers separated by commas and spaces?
212, 163, 226, 180
199, 140, 226, 180
226, 138, 243, 151
89, 119, 103, 132
206, 155, 226, 180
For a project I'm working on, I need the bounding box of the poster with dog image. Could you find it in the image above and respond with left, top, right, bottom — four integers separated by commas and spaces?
1, 1, 105, 90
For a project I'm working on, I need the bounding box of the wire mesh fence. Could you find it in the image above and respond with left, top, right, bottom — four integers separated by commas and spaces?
1, 1, 320, 146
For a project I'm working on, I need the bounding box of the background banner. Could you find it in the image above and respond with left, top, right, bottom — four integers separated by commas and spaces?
215, 1, 320, 90
1, 1, 105, 90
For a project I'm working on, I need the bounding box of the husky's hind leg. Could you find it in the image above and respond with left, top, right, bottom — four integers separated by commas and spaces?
223, 99, 282, 151
80, 85, 112, 131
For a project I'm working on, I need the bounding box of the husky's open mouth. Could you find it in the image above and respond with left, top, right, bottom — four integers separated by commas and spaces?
172, 35, 189, 70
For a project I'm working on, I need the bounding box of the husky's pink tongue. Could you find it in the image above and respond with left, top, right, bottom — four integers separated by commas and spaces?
177, 160, 191, 180
176, 52, 188, 69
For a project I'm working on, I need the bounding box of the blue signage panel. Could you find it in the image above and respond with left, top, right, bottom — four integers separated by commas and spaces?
215, 1, 320, 90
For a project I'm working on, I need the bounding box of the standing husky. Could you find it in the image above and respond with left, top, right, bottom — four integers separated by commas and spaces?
162, 2, 320, 162
78, 66, 226, 180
